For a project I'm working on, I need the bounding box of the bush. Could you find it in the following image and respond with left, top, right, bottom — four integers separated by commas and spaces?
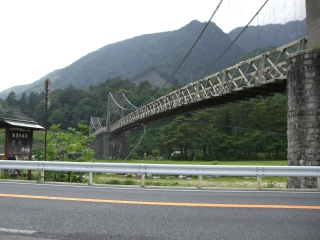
124, 180, 135, 185
129, 152, 143, 159
107, 179, 121, 185
170, 182, 179, 186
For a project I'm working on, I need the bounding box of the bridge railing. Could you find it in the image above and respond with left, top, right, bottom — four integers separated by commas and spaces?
111, 37, 307, 133
1, 160, 319, 190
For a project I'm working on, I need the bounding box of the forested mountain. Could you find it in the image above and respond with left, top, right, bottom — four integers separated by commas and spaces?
0, 19, 306, 99
228, 19, 306, 54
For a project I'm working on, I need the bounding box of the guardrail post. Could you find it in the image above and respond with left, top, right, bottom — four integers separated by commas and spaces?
88, 172, 92, 185
257, 176, 261, 190
141, 174, 145, 187
198, 175, 202, 189
40, 170, 45, 183
318, 177, 320, 191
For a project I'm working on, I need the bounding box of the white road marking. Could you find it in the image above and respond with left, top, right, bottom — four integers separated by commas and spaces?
0, 228, 36, 234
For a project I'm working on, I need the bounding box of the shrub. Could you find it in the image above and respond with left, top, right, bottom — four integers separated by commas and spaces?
107, 179, 121, 185
124, 180, 135, 185
170, 182, 179, 186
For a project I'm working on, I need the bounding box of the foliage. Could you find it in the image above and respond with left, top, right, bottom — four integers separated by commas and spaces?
156, 94, 287, 161
44, 122, 95, 162
267, 180, 277, 188
5, 91, 18, 107
152, 149, 160, 160
124, 179, 135, 185
106, 179, 121, 185
32, 121, 95, 182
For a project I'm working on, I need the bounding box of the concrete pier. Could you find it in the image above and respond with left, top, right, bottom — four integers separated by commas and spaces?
286, 49, 320, 188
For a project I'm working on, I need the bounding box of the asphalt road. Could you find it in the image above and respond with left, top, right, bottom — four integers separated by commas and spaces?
0, 181, 319, 240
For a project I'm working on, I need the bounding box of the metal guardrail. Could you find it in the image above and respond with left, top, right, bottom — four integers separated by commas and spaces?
1, 160, 319, 190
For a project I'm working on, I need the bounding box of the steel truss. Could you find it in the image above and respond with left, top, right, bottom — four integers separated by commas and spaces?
110, 38, 307, 133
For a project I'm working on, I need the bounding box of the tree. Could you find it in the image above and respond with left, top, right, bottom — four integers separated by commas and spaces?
28, 91, 43, 117
18, 92, 28, 113
33, 122, 95, 182
152, 149, 160, 160
5, 91, 18, 107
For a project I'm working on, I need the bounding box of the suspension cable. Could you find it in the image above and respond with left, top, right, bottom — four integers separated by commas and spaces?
123, 93, 138, 109
139, 0, 224, 108
197, 0, 269, 80
139, 0, 270, 128
109, 92, 134, 111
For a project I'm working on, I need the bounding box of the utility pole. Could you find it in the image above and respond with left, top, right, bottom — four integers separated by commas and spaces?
44, 78, 51, 163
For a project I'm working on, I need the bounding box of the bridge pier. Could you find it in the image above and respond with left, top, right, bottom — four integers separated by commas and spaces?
91, 130, 130, 159
286, 49, 320, 188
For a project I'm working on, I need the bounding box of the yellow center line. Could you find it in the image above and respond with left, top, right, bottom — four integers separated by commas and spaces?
1, 193, 319, 210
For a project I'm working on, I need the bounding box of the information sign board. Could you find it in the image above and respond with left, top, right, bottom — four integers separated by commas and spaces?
7, 130, 32, 155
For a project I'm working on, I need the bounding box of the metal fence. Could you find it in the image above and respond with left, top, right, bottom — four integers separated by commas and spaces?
1, 160, 319, 190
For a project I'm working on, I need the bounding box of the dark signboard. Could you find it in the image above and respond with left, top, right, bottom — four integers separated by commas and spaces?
7, 130, 32, 155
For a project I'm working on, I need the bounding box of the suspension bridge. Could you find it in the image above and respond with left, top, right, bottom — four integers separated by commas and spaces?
89, 0, 320, 189
90, 37, 307, 135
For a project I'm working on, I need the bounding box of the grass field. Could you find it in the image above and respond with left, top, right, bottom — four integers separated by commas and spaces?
90, 159, 287, 189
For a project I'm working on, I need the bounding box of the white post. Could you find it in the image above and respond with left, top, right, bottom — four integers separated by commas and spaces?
257, 176, 261, 190
88, 172, 92, 185
198, 175, 202, 188
41, 170, 45, 183
141, 173, 145, 187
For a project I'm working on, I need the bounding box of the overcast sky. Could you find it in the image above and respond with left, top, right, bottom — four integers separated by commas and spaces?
0, 0, 306, 94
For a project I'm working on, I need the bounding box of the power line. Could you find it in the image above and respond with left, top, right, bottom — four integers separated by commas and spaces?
197, 0, 269, 80
139, 0, 224, 107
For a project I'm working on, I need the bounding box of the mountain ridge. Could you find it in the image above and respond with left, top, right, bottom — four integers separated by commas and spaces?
0, 19, 306, 99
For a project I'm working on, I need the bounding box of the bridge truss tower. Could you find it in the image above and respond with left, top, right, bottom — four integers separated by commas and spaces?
90, 93, 130, 159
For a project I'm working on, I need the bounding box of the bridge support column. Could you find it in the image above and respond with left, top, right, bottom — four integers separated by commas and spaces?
91, 131, 130, 159
286, 49, 320, 189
